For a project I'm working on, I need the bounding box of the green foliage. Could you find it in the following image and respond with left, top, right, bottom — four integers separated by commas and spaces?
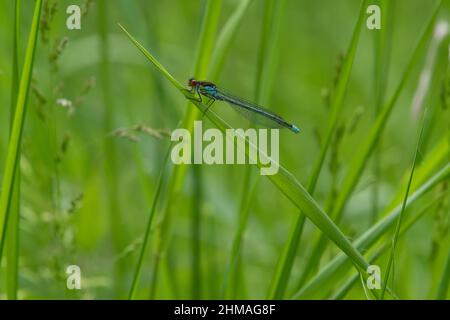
0, 0, 449, 300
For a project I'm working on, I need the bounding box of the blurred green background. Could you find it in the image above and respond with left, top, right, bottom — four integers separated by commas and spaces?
0, 0, 449, 299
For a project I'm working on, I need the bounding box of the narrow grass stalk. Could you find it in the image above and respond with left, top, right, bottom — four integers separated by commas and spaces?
332, 194, 448, 299
125, 0, 224, 298
220, 0, 287, 298
98, 0, 127, 269
384, 132, 450, 212
5, 0, 22, 300
0, 0, 42, 269
297, 2, 441, 288
209, 0, 253, 79
221, 168, 257, 298
268, 0, 368, 299
120, 27, 376, 287
292, 161, 450, 299
209, 0, 254, 298
381, 109, 428, 299
191, 165, 202, 299
371, 0, 394, 224
128, 146, 171, 300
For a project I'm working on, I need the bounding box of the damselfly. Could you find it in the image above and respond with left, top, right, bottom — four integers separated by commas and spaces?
187, 78, 300, 134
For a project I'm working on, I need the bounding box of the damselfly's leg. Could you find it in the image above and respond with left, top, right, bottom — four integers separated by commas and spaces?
183, 87, 203, 103
202, 97, 216, 116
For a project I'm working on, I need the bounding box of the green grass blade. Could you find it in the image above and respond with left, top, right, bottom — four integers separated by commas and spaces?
6, 0, 21, 301
220, 0, 287, 298
297, 2, 442, 287
371, 0, 394, 223
332, 194, 448, 299
209, 0, 253, 79
98, 1, 127, 274
123, 0, 223, 298
381, 108, 428, 299
268, 0, 368, 299
0, 0, 42, 269
292, 161, 450, 299
120, 27, 376, 291
128, 146, 171, 300
118, 24, 184, 91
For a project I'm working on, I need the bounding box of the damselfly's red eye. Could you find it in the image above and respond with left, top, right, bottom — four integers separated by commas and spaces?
188, 78, 197, 87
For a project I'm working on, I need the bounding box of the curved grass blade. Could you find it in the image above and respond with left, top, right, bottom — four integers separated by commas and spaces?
123, 0, 223, 299
6, 0, 22, 300
332, 194, 448, 299
128, 145, 172, 299
381, 108, 428, 299
268, 0, 368, 299
0, 0, 42, 268
220, 0, 286, 299
297, 2, 442, 288
210, 0, 253, 79
292, 162, 450, 299
119, 26, 377, 293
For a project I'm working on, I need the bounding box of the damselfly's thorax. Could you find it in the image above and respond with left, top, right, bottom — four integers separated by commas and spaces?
188, 78, 216, 90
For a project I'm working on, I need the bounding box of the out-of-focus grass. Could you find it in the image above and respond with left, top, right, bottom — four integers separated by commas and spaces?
298, 2, 441, 288
0, 0, 449, 300
6, 0, 21, 301
0, 0, 42, 267
120, 23, 382, 298
269, 0, 368, 299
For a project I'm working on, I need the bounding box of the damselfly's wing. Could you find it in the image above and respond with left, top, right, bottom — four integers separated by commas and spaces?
215, 90, 291, 130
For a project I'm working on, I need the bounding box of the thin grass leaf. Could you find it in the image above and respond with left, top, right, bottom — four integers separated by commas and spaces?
123, 0, 223, 299
209, 0, 253, 79
292, 161, 450, 299
268, 0, 368, 299
0, 0, 42, 268
385, 132, 450, 213
332, 194, 448, 299
5, 0, 22, 301
128, 145, 171, 300
119, 27, 377, 290
98, 1, 127, 275
371, 0, 394, 223
298, 2, 442, 287
381, 110, 429, 299
221, 0, 286, 298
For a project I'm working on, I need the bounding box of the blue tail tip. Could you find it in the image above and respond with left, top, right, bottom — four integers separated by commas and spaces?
291, 124, 300, 134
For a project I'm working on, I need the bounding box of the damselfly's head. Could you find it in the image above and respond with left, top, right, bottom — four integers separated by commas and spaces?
188, 78, 198, 88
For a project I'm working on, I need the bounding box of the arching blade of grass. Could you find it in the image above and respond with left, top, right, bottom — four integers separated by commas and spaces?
268, 0, 368, 299
384, 132, 450, 213
221, 0, 286, 298
6, 0, 22, 300
119, 26, 378, 289
128, 145, 172, 300
209, 0, 253, 79
0, 0, 42, 269
371, 0, 394, 223
195, 0, 253, 299
381, 108, 428, 299
292, 161, 450, 299
297, 2, 442, 288
332, 195, 447, 299
123, 0, 223, 299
